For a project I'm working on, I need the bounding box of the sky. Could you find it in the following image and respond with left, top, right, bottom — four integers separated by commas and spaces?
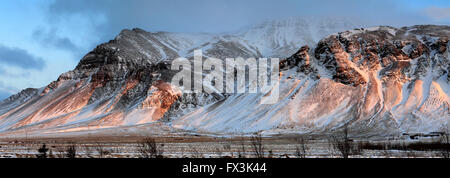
0, 0, 449, 100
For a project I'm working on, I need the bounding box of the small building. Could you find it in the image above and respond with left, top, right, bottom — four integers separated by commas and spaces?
401, 132, 445, 140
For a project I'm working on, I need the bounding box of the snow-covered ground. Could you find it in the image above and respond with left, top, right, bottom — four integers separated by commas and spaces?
0, 137, 446, 158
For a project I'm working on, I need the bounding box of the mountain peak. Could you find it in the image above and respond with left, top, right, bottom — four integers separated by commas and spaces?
0, 23, 448, 136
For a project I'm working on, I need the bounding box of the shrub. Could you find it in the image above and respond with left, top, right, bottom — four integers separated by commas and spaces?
329, 126, 354, 158
251, 134, 265, 158
37, 144, 49, 158
295, 136, 309, 158
137, 137, 164, 158
65, 144, 77, 158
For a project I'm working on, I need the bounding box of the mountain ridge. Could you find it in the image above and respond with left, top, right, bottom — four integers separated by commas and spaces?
0, 19, 448, 137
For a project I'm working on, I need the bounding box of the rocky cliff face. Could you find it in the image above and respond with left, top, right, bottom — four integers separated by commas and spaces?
314, 26, 449, 87
308, 25, 449, 135
0, 19, 448, 137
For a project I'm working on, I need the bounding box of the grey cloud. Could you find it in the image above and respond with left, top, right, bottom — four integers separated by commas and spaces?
0, 44, 46, 70
32, 28, 80, 52
424, 6, 450, 20
0, 66, 31, 78
44, 0, 449, 50
47, 0, 446, 33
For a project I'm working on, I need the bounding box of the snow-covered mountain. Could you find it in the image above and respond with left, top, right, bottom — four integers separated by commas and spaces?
174, 25, 450, 136
0, 18, 448, 137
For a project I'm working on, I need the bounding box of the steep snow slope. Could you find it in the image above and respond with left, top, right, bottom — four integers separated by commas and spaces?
233, 17, 358, 57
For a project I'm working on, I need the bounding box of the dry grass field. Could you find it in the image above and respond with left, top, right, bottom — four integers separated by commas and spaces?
0, 134, 448, 158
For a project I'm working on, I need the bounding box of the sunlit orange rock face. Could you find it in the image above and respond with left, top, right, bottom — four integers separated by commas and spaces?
11, 80, 96, 129
141, 80, 181, 121
89, 112, 125, 127
315, 36, 368, 86
104, 75, 140, 113
4, 72, 182, 131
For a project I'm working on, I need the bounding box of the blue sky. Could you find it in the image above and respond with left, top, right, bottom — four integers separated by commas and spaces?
0, 0, 449, 100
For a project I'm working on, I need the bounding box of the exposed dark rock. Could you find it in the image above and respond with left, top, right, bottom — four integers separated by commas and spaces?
314, 25, 449, 87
